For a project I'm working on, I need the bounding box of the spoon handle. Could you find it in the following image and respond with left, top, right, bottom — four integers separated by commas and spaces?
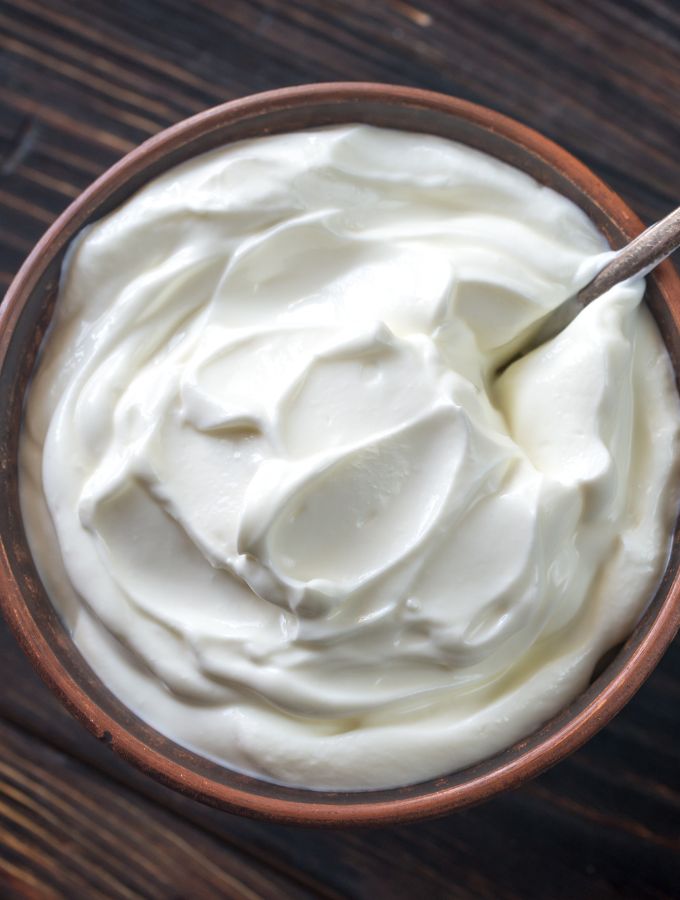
578, 206, 680, 305
500, 205, 680, 369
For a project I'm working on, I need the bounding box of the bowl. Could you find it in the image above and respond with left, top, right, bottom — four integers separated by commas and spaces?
1, 83, 679, 827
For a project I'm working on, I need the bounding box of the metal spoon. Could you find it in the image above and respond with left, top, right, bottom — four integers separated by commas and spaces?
505, 205, 680, 365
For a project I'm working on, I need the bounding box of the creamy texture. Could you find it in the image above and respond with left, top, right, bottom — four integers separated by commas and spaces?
21, 126, 680, 790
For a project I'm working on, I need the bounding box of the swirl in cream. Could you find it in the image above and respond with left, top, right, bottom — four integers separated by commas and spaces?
20, 126, 680, 789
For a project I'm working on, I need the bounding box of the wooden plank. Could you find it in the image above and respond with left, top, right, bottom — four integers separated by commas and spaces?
0, 714, 316, 900
0, 622, 677, 899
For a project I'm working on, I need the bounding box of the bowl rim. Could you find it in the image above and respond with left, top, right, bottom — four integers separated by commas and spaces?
1, 82, 680, 827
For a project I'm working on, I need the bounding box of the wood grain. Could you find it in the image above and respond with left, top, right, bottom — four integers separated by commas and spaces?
0, 718, 319, 900
0, 0, 679, 897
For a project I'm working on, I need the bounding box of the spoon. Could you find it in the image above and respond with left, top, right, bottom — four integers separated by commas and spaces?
505, 205, 680, 366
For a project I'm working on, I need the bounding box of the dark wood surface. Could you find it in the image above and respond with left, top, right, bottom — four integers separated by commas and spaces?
1, 1, 679, 897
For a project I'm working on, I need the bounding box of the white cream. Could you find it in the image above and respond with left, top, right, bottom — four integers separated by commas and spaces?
20, 125, 680, 790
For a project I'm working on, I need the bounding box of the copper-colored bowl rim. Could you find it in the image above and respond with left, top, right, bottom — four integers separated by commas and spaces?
1, 83, 679, 827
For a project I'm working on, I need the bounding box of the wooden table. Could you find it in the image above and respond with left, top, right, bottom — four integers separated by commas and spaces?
1, 2, 678, 897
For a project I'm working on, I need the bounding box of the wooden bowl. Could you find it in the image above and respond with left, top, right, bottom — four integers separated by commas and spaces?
1, 84, 679, 827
